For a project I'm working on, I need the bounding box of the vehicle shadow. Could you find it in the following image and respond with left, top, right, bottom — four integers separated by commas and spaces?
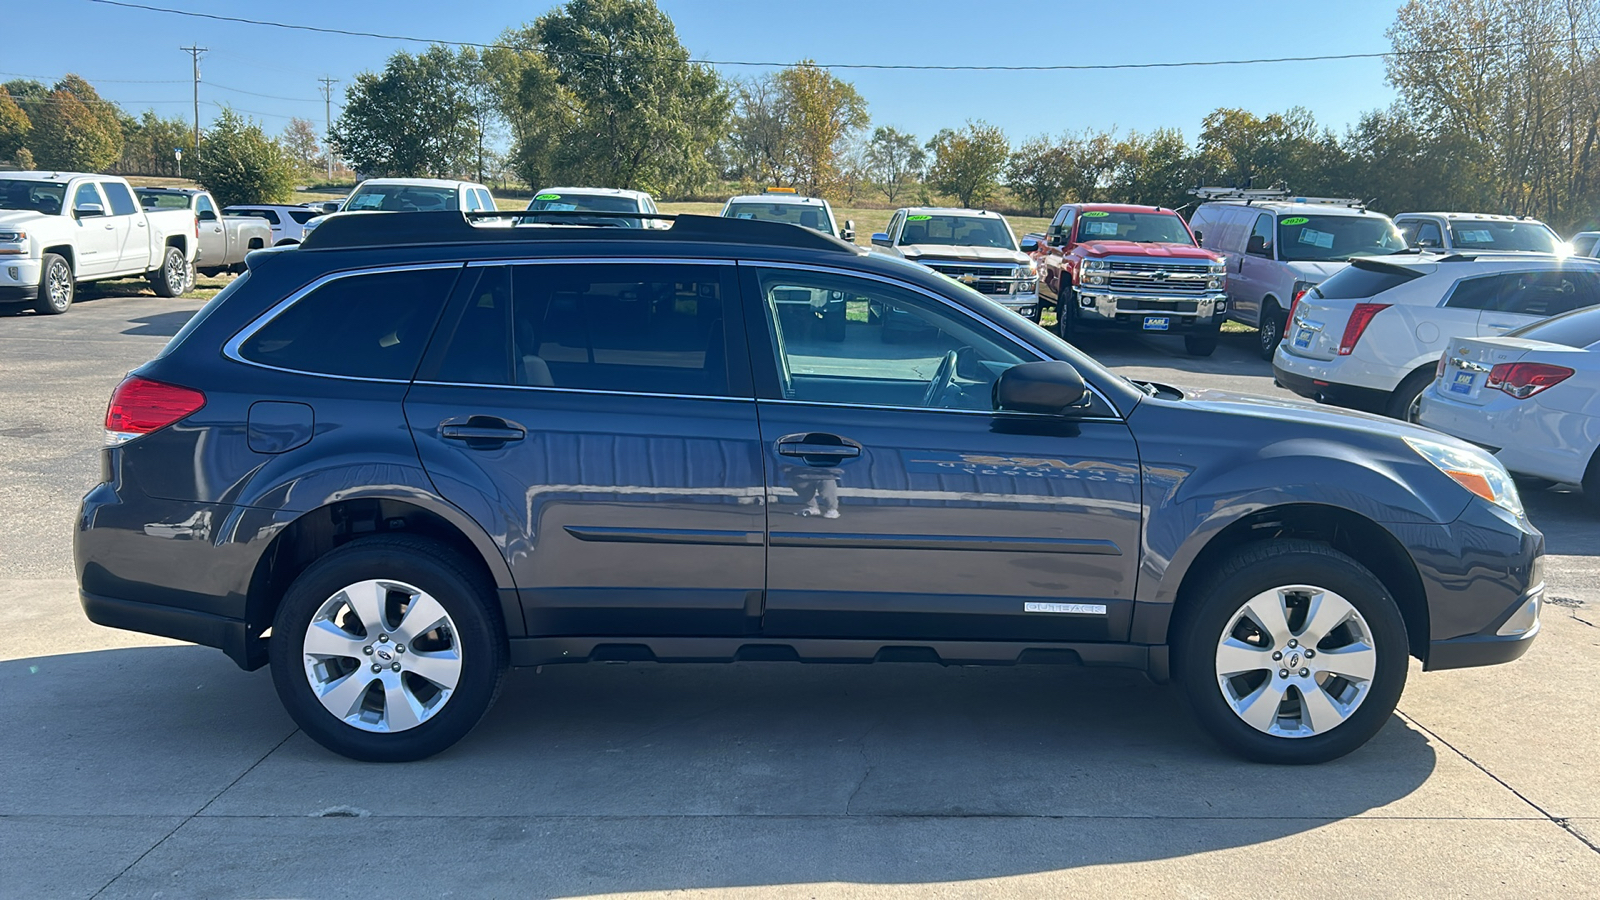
3, 645, 1442, 894
121, 310, 198, 337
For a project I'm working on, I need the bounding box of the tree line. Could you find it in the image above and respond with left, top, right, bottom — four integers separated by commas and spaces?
4, 0, 1599, 231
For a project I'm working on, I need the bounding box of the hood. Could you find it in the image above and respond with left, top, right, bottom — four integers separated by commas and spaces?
1283, 260, 1348, 282
1174, 386, 1455, 443
900, 244, 1027, 264
1079, 241, 1219, 261
0, 209, 53, 228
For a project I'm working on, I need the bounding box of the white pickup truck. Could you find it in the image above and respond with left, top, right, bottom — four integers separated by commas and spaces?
0, 172, 198, 315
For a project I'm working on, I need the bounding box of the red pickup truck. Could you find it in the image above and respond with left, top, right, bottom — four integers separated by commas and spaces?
1029, 203, 1229, 356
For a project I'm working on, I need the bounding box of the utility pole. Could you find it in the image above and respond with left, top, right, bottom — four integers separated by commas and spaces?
180, 45, 207, 157
317, 77, 339, 182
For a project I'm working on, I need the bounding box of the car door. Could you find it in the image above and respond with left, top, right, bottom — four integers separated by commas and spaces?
741, 263, 1142, 643
69, 182, 119, 277
1479, 269, 1600, 334
1234, 213, 1277, 326
194, 194, 226, 267
405, 260, 766, 637
96, 181, 145, 273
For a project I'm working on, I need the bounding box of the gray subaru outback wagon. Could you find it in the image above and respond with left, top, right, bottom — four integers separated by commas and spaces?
76, 210, 1543, 764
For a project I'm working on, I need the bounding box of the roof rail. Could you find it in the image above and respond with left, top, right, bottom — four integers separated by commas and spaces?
298, 210, 861, 254
1189, 186, 1367, 209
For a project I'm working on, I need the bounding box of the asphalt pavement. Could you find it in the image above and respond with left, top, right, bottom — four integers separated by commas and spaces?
2, 292, 1598, 898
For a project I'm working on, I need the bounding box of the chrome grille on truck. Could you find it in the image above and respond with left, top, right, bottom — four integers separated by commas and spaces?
1101, 259, 1211, 296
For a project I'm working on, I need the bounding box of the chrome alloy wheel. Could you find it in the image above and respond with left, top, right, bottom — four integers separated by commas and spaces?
45, 261, 72, 310
165, 251, 187, 290
301, 579, 463, 733
1214, 585, 1378, 738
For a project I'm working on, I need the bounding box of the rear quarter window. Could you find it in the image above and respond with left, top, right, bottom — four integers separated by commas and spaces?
1312, 261, 1424, 300
236, 267, 460, 380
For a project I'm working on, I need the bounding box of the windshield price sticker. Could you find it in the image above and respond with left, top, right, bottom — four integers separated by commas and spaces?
906, 214, 932, 221
1297, 228, 1335, 249
1082, 211, 1110, 217
1459, 229, 1493, 243
535, 193, 561, 201
1281, 216, 1310, 226
1083, 220, 1120, 236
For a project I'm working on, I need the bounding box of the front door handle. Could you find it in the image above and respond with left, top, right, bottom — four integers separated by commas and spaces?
439, 415, 525, 448
776, 433, 861, 465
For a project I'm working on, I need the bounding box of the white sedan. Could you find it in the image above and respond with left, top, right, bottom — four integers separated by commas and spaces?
1419, 304, 1600, 502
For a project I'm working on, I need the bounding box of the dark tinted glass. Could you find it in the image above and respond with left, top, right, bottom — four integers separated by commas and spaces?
1506, 305, 1600, 348
431, 264, 732, 396
1444, 275, 1506, 310
239, 267, 458, 379
288, 210, 319, 224
1312, 261, 1424, 299
229, 208, 280, 224
1492, 270, 1597, 317
101, 181, 138, 216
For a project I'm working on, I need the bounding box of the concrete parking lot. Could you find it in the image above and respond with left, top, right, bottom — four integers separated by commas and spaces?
3, 291, 1598, 898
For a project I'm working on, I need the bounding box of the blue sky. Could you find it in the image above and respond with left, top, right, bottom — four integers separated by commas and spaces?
7, 0, 1404, 146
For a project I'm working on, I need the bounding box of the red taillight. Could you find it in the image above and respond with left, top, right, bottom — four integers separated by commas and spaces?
1284, 291, 1307, 340
1486, 362, 1574, 399
1337, 303, 1391, 356
105, 376, 206, 440
1435, 354, 1448, 377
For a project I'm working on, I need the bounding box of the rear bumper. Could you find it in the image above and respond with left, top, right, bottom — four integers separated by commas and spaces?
1419, 390, 1596, 485
1272, 360, 1391, 412
80, 589, 257, 668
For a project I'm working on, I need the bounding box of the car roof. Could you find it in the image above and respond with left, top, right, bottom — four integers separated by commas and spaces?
1394, 251, 1600, 271
1070, 203, 1180, 214
354, 178, 483, 190
899, 207, 1007, 218
724, 194, 830, 207
224, 204, 304, 209
133, 187, 199, 194
1204, 200, 1381, 217
1397, 212, 1550, 223
534, 186, 652, 200
1, 171, 102, 182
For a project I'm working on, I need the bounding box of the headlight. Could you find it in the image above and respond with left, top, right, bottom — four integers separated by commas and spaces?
0, 230, 24, 242
1013, 262, 1036, 278
1208, 276, 1226, 289
1405, 436, 1523, 516
1081, 258, 1108, 272
1208, 260, 1226, 275
1085, 274, 1106, 285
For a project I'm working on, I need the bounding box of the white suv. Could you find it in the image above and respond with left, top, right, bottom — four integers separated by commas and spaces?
1189, 189, 1410, 359
1273, 253, 1600, 419
524, 187, 662, 227
302, 179, 499, 237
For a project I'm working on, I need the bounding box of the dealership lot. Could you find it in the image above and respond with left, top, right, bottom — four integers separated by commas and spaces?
3, 293, 1598, 897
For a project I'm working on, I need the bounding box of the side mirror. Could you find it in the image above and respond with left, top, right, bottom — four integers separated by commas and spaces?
1418, 238, 1440, 249
1192, 230, 1203, 243
74, 202, 105, 219
1246, 235, 1268, 256
870, 232, 890, 247
198, 209, 218, 221
1020, 237, 1040, 254
993, 361, 1090, 415
841, 219, 856, 241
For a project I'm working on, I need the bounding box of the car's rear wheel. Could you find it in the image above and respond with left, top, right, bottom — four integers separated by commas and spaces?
1057, 288, 1078, 342
34, 253, 73, 315
1386, 368, 1436, 422
1175, 540, 1408, 764
1583, 448, 1600, 512
269, 535, 507, 762
149, 247, 189, 298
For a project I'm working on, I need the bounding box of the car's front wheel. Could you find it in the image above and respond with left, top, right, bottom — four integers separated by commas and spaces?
1256, 301, 1284, 360
269, 535, 507, 761
1175, 540, 1408, 764
34, 253, 73, 315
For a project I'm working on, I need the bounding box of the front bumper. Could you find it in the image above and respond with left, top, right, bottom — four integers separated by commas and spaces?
995, 291, 1039, 318
1072, 289, 1226, 333
0, 257, 43, 300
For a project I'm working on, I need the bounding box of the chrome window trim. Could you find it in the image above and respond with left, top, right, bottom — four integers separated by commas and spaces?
760, 396, 1124, 424
412, 381, 753, 403
222, 262, 465, 384
465, 257, 730, 268
738, 258, 1123, 420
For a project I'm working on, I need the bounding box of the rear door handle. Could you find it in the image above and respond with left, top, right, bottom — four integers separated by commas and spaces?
439, 415, 525, 448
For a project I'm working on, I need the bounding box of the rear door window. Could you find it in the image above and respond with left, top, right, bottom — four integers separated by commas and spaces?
425, 264, 736, 397
237, 267, 460, 380
101, 182, 139, 217
1492, 270, 1599, 317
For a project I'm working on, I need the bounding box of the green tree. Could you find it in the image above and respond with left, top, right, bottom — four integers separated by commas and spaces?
118, 110, 192, 176
1108, 128, 1198, 210
29, 88, 120, 171
279, 117, 323, 181
331, 45, 477, 178
4, 79, 49, 128
866, 126, 924, 203
0, 91, 29, 163
194, 108, 295, 207
1005, 135, 1071, 215
488, 0, 731, 194
770, 62, 868, 195
925, 121, 1010, 208
54, 75, 124, 162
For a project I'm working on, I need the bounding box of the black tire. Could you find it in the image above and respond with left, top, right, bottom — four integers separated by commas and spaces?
268, 535, 508, 762
1385, 368, 1436, 422
33, 253, 73, 315
1185, 333, 1219, 357
1256, 301, 1284, 360
1173, 540, 1409, 764
1583, 449, 1600, 512
823, 302, 847, 342
1056, 288, 1078, 342
149, 247, 189, 298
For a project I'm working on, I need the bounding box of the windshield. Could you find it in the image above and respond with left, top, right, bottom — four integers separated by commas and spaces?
1448, 221, 1561, 253
135, 191, 191, 210
0, 180, 67, 214
1073, 211, 1194, 245
345, 184, 458, 212
1276, 215, 1408, 262
724, 201, 834, 234
899, 214, 1017, 250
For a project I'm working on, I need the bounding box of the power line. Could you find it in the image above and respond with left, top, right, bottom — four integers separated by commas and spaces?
0, 69, 186, 84
207, 81, 319, 102
84, 0, 1600, 71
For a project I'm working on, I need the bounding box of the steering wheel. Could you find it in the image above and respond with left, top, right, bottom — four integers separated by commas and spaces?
922, 350, 959, 408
